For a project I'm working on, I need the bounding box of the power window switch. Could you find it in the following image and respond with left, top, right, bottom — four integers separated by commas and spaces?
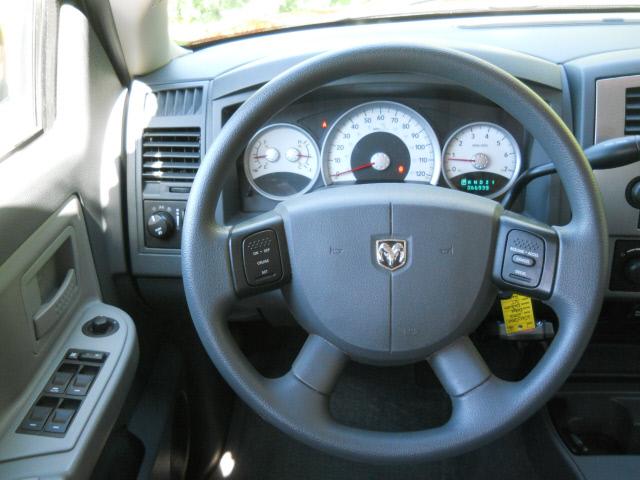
20, 406, 53, 432
44, 371, 74, 394
44, 408, 75, 434
66, 373, 94, 396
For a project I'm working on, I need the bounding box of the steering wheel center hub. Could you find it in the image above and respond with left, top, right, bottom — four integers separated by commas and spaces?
277, 183, 499, 363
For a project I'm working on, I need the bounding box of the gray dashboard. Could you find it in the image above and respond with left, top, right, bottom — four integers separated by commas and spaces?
126, 11, 640, 298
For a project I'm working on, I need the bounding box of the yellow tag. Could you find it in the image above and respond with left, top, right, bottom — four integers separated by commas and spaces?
500, 293, 536, 335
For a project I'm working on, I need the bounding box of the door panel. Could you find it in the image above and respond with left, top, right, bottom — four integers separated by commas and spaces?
0, 4, 137, 479
0, 198, 100, 425
0, 3, 127, 282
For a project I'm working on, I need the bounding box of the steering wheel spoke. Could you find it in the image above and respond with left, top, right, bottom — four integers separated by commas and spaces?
428, 337, 492, 397
492, 210, 559, 300
543, 220, 607, 321
228, 211, 292, 297
262, 335, 348, 426
291, 334, 349, 395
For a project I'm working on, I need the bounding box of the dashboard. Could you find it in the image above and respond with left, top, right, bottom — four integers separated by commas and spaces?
233, 87, 527, 211
124, 12, 640, 300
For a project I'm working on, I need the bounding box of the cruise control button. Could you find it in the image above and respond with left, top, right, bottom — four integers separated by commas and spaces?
242, 230, 283, 286
501, 230, 545, 288
509, 271, 532, 283
512, 254, 535, 267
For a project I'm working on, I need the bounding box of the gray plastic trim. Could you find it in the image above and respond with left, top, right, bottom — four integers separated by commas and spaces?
126, 80, 209, 276
199, 45, 562, 104
140, 12, 640, 89
573, 455, 640, 480
595, 74, 640, 144
0, 195, 138, 479
20, 226, 81, 341
0, 301, 138, 479
565, 49, 640, 298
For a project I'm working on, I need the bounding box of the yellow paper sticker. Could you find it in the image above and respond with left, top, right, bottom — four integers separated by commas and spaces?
500, 293, 536, 335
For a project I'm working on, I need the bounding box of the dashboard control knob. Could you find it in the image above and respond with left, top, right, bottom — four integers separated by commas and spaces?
624, 257, 640, 286
627, 179, 640, 209
147, 211, 175, 240
91, 316, 110, 335
82, 316, 119, 337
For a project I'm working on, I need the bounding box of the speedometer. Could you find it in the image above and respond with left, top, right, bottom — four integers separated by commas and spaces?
321, 101, 441, 186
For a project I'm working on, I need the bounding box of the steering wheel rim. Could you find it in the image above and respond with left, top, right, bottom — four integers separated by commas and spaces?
182, 44, 608, 462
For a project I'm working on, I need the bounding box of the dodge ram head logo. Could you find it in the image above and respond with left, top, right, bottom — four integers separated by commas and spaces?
376, 239, 407, 271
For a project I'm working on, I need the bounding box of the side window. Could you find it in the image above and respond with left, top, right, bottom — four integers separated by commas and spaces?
0, 0, 43, 159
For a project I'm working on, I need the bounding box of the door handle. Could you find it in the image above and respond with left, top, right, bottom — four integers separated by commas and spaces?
32, 268, 78, 339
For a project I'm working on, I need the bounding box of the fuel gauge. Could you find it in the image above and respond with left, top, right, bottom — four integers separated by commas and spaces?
244, 123, 320, 201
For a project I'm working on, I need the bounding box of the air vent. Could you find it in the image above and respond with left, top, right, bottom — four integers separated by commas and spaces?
141, 128, 201, 183
152, 87, 203, 116
625, 87, 640, 135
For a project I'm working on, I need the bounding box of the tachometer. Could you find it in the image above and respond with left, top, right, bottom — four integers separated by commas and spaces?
244, 123, 320, 200
442, 122, 521, 198
321, 101, 441, 185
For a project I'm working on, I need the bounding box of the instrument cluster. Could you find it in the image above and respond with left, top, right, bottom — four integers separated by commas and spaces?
242, 99, 524, 204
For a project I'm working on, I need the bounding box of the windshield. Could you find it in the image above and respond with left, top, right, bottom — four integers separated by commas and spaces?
169, 0, 640, 46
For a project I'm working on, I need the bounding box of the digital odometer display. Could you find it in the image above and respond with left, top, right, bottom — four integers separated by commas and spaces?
442, 122, 521, 199
321, 101, 441, 186
450, 172, 510, 194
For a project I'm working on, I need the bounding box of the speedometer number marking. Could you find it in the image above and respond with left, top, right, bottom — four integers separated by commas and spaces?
321, 101, 441, 186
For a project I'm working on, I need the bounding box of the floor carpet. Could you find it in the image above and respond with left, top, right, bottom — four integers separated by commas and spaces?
213, 361, 541, 480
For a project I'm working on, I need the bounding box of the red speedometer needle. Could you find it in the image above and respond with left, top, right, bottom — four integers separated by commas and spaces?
332, 162, 374, 177
448, 158, 475, 163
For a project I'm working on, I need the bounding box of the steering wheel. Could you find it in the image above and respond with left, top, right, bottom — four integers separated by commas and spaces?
182, 44, 608, 463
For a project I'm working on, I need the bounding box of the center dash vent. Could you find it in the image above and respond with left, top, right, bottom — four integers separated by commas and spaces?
625, 87, 640, 135
141, 128, 201, 184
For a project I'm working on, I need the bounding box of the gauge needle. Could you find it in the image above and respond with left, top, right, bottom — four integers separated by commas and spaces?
447, 158, 475, 163
332, 162, 374, 177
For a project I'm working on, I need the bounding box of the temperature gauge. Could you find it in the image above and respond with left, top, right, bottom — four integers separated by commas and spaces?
442, 122, 521, 198
244, 123, 320, 201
